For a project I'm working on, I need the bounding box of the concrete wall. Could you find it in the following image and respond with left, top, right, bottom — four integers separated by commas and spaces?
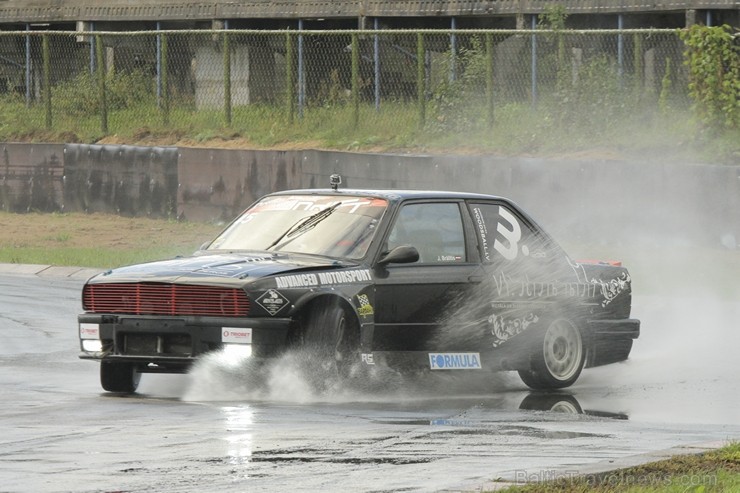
1, 143, 64, 213
1, 143, 737, 249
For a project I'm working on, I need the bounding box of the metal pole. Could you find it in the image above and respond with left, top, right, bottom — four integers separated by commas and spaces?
223, 20, 232, 126
486, 33, 494, 128
156, 22, 161, 107
96, 34, 108, 134
298, 19, 304, 119
25, 24, 31, 107
89, 22, 95, 75
351, 33, 359, 129
417, 33, 425, 128
373, 17, 380, 112
618, 14, 624, 84
161, 33, 169, 125
449, 16, 457, 83
531, 15, 537, 108
706, 11, 713, 26
42, 34, 51, 130
286, 32, 295, 124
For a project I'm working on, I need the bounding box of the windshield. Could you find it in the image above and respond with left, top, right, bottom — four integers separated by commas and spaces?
207, 194, 388, 259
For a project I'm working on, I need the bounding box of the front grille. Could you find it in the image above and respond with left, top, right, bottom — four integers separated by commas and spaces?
83, 282, 250, 317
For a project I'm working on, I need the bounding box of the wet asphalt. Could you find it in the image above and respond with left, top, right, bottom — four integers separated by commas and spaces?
1, 264, 739, 492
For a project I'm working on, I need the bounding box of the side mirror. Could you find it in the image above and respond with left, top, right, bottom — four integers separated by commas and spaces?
377, 245, 419, 266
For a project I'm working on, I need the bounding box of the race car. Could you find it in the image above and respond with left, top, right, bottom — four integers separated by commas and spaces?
78, 178, 639, 393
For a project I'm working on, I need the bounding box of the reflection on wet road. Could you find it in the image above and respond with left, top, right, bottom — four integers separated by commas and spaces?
1, 274, 739, 492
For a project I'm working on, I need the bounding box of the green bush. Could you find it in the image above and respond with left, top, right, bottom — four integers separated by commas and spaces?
680, 24, 740, 129
429, 36, 489, 132
52, 69, 155, 117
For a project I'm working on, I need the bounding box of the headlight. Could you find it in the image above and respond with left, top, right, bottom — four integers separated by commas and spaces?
222, 344, 252, 366
82, 339, 103, 352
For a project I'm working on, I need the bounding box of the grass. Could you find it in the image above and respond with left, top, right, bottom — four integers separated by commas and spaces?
0, 211, 221, 269
492, 442, 740, 492
1, 94, 737, 164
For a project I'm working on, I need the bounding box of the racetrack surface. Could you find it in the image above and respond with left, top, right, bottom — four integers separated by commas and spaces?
1, 265, 739, 492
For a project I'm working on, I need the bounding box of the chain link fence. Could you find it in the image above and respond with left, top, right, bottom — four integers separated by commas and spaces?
0, 29, 688, 146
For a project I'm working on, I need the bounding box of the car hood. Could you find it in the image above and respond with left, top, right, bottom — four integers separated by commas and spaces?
87, 251, 356, 286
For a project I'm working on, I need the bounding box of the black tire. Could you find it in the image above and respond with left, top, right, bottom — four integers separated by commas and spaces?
518, 318, 585, 390
302, 297, 359, 378
100, 361, 141, 393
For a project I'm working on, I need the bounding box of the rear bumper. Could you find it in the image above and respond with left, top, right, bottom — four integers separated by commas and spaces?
588, 318, 640, 339
586, 318, 640, 368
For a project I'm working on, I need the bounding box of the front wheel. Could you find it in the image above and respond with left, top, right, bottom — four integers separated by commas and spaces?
301, 297, 360, 378
518, 318, 585, 390
100, 361, 141, 393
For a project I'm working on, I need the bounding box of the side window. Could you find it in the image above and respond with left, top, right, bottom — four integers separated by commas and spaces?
469, 203, 545, 264
387, 203, 466, 263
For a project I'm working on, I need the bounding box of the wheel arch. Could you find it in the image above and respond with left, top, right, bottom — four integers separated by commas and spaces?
290, 291, 362, 342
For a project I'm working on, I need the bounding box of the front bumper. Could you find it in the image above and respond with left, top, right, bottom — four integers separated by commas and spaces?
78, 313, 292, 371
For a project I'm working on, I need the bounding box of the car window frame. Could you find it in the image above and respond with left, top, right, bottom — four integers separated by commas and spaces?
465, 199, 566, 266
375, 199, 478, 267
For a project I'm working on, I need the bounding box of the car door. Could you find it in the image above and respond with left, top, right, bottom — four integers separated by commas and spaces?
372, 200, 480, 351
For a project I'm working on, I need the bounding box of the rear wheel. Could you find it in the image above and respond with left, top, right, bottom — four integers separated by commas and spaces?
519, 393, 583, 414
518, 318, 585, 390
302, 297, 359, 378
100, 361, 141, 393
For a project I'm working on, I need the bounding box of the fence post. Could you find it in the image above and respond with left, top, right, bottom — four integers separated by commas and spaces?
417, 32, 425, 128
286, 32, 295, 124
160, 33, 169, 126
449, 17, 457, 82
297, 19, 304, 119
25, 25, 31, 107
42, 34, 51, 130
223, 31, 232, 126
486, 32, 494, 128
156, 23, 162, 107
95, 35, 108, 134
351, 32, 360, 129
530, 16, 538, 108
617, 14, 624, 85
633, 33, 643, 94
373, 18, 380, 111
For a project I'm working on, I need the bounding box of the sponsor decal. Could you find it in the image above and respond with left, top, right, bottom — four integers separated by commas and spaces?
592, 272, 631, 307
275, 269, 372, 289
437, 255, 463, 262
473, 207, 491, 261
429, 352, 482, 370
356, 294, 374, 317
317, 269, 372, 285
79, 323, 99, 339
222, 328, 252, 344
255, 289, 289, 316
474, 205, 528, 262
491, 271, 599, 299
275, 273, 319, 289
490, 312, 540, 348
494, 206, 523, 261
361, 353, 375, 365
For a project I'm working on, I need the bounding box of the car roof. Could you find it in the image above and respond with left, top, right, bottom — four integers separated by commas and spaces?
269, 188, 509, 202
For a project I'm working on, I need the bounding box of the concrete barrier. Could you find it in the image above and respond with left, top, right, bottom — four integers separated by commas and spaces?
1, 142, 737, 248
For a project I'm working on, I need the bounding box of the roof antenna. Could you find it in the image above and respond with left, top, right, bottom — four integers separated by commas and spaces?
330, 174, 342, 191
